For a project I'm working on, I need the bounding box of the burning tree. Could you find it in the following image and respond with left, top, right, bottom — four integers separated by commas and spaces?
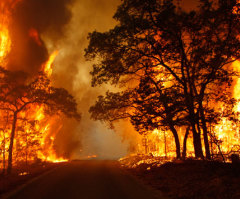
0, 0, 81, 174
0, 68, 80, 174
89, 76, 186, 159
86, 0, 240, 159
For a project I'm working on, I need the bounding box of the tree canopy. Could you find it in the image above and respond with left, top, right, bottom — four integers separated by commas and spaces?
86, 0, 240, 159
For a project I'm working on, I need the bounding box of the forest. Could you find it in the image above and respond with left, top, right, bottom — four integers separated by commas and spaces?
1, 0, 240, 199
86, 0, 240, 162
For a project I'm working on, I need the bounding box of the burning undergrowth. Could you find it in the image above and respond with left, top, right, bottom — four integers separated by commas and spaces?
119, 154, 167, 170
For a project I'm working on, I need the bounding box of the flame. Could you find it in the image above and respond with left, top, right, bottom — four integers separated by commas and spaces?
0, 26, 11, 63
136, 129, 194, 158
211, 61, 240, 154
87, 155, 97, 159
31, 51, 67, 163
0, 0, 19, 65
38, 148, 68, 163
43, 50, 59, 77
135, 61, 240, 160
0, 0, 65, 165
33, 50, 65, 163
233, 60, 240, 101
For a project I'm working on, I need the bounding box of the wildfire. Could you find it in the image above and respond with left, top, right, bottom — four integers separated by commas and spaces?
138, 60, 240, 160
212, 61, 240, 155
35, 51, 68, 163
0, 0, 67, 166
45, 155, 68, 163
18, 48, 65, 164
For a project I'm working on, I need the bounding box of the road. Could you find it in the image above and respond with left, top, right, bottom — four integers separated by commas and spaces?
6, 160, 164, 199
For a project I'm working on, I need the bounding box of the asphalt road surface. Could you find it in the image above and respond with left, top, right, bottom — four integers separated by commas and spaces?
6, 160, 164, 199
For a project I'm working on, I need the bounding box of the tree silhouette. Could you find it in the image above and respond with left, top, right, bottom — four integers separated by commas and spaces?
86, 0, 240, 159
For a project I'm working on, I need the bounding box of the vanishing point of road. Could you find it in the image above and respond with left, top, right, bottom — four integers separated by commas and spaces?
5, 160, 164, 199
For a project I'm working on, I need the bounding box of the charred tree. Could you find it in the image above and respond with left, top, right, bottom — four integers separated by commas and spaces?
7, 112, 17, 174
182, 126, 190, 160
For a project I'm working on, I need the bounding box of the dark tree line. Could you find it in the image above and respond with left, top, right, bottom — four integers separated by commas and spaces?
86, 0, 240, 159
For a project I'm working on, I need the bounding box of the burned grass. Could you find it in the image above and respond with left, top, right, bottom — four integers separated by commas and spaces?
121, 157, 240, 199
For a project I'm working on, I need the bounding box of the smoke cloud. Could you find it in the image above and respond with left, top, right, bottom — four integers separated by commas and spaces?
8, 0, 74, 74
6, 0, 141, 159
50, 0, 133, 159
7, 0, 199, 160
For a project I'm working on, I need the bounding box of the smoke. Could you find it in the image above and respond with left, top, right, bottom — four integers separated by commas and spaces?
50, 0, 133, 159
6, 0, 139, 159
6, 0, 204, 160
7, 0, 74, 74
62, 0, 200, 159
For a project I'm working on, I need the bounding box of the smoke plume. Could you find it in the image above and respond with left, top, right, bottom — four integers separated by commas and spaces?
50, 0, 132, 159
8, 0, 74, 74
7, 0, 141, 159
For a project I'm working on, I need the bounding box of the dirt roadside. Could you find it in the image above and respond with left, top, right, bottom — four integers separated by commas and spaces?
0, 162, 66, 197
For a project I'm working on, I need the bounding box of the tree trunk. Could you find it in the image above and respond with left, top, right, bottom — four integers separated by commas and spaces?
199, 102, 211, 160
188, 100, 204, 158
169, 125, 181, 159
184, 88, 204, 159
2, 131, 6, 175
188, 108, 204, 159
7, 112, 18, 174
164, 131, 167, 158
25, 131, 28, 168
192, 126, 204, 158
182, 126, 190, 160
